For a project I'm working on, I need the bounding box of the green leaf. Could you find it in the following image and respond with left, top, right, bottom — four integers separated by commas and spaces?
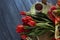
31, 15, 46, 21
36, 23, 49, 28
24, 26, 35, 30
28, 32, 36, 36
36, 13, 52, 21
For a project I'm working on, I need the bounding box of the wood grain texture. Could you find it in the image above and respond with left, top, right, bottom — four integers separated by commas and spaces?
38, 32, 53, 40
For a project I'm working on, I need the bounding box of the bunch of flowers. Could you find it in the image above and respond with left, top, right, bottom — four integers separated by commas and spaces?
16, 11, 36, 40
16, 2, 60, 40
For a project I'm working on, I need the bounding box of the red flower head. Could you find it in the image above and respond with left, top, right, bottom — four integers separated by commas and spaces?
21, 34, 27, 40
57, 0, 60, 6
28, 20, 36, 27
25, 16, 33, 21
48, 10, 55, 23
22, 17, 28, 23
20, 11, 26, 16
50, 6, 57, 11
16, 25, 24, 33
48, 6, 57, 23
22, 16, 33, 25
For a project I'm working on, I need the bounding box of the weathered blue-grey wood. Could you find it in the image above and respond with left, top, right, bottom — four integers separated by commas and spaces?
0, 0, 21, 40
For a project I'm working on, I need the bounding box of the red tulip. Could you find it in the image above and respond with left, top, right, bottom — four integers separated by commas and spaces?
55, 17, 60, 24
21, 35, 27, 40
22, 16, 32, 22
25, 16, 33, 21
57, 1, 60, 6
55, 19, 58, 24
22, 16, 33, 25
16, 25, 24, 33
57, 3, 60, 6
48, 6, 57, 23
48, 10, 55, 23
20, 11, 26, 16
28, 21, 36, 27
22, 17, 28, 23
50, 6, 56, 11
56, 17, 60, 21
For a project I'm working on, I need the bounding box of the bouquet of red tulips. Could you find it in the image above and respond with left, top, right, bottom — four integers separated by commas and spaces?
16, 2, 60, 40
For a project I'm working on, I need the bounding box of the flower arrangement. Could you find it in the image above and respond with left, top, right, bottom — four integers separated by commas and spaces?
16, 2, 60, 40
